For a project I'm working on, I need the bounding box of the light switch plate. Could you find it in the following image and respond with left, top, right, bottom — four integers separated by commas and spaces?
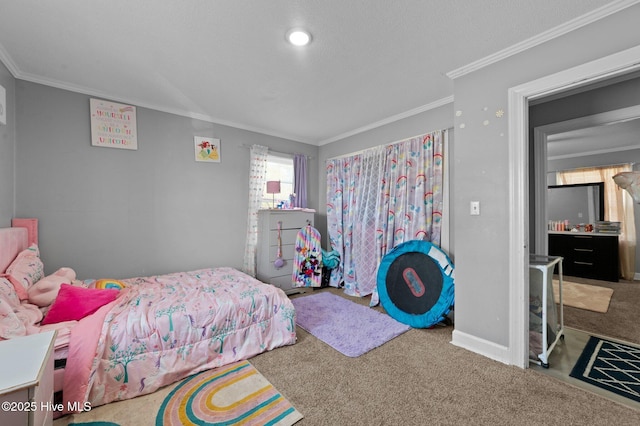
470, 201, 480, 215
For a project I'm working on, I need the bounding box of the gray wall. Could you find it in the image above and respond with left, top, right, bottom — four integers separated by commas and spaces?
452, 3, 640, 350
0, 61, 15, 227
14, 81, 319, 279
530, 75, 640, 127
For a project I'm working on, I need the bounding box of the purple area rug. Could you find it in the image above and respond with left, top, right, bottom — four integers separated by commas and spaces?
291, 292, 411, 357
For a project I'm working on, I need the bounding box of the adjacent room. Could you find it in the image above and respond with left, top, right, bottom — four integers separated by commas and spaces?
1, 1, 640, 424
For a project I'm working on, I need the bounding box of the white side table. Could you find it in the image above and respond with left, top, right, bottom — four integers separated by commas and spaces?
0, 331, 57, 426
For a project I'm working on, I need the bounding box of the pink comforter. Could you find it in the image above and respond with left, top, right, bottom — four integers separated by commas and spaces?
63, 267, 296, 411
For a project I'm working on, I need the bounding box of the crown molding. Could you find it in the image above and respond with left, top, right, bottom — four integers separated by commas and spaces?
0, 43, 20, 77
317, 96, 454, 146
446, 0, 640, 80
9, 69, 316, 145
0, 42, 449, 147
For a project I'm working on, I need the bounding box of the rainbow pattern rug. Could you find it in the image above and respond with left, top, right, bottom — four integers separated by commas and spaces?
69, 423, 118, 426
58, 361, 302, 426
156, 360, 303, 425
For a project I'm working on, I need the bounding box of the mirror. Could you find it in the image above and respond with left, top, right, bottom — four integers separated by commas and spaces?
547, 182, 604, 227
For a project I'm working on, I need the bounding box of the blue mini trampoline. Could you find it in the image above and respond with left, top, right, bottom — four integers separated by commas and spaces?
377, 240, 455, 328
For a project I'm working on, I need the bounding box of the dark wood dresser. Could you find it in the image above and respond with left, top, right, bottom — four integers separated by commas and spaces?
548, 231, 619, 282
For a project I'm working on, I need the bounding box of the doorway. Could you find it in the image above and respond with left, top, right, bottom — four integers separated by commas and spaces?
507, 45, 640, 368
533, 106, 640, 343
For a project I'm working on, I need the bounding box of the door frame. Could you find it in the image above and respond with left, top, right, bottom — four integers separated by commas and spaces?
507, 45, 640, 368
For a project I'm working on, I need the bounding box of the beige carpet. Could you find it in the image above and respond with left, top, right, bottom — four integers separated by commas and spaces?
560, 276, 639, 346
552, 279, 614, 313
52, 288, 640, 425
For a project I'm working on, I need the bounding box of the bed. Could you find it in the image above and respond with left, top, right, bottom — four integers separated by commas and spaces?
0, 226, 297, 414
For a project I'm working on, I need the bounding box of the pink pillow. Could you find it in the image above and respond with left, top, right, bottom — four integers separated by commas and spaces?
0, 277, 21, 309
41, 284, 119, 325
2, 244, 44, 300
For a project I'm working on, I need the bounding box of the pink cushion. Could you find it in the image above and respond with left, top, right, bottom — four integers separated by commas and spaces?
2, 244, 44, 300
0, 277, 21, 309
41, 284, 119, 325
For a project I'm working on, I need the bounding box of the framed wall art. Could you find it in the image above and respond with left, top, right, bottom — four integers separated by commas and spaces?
194, 137, 221, 163
90, 98, 138, 150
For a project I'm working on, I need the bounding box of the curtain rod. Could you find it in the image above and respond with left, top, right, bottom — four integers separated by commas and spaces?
240, 144, 314, 159
326, 127, 451, 161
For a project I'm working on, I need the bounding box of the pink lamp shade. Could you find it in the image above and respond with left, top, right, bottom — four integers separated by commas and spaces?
266, 180, 281, 208
266, 180, 281, 194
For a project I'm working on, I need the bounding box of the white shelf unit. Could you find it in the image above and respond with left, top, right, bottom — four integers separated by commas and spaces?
529, 254, 564, 368
256, 209, 315, 295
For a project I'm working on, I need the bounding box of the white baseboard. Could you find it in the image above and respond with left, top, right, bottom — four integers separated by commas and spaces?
634, 272, 640, 281
451, 329, 511, 365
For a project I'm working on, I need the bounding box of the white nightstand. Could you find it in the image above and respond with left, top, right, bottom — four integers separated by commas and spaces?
0, 330, 57, 426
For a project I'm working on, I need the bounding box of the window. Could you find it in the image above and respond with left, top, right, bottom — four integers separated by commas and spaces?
262, 153, 294, 209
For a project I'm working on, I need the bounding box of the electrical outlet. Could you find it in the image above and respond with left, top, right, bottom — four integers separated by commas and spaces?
470, 201, 480, 216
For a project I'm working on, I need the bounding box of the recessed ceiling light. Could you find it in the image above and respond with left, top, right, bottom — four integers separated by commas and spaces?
286, 29, 312, 47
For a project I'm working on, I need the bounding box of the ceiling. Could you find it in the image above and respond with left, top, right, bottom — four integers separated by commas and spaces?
0, 0, 628, 145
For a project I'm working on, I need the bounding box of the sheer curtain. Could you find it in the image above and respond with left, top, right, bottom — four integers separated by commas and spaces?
326, 130, 447, 305
558, 164, 636, 280
242, 144, 269, 276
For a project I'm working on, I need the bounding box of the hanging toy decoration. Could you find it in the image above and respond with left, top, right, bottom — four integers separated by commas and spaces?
292, 223, 323, 288
274, 221, 285, 269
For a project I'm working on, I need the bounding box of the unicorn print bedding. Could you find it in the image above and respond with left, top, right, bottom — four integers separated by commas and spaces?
63, 267, 296, 411
0, 227, 297, 413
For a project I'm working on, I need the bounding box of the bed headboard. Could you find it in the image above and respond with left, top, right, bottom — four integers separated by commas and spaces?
11, 218, 38, 246
0, 227, 29, 273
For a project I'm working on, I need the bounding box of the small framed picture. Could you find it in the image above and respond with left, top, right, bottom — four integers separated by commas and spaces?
194, 137, 221, 163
